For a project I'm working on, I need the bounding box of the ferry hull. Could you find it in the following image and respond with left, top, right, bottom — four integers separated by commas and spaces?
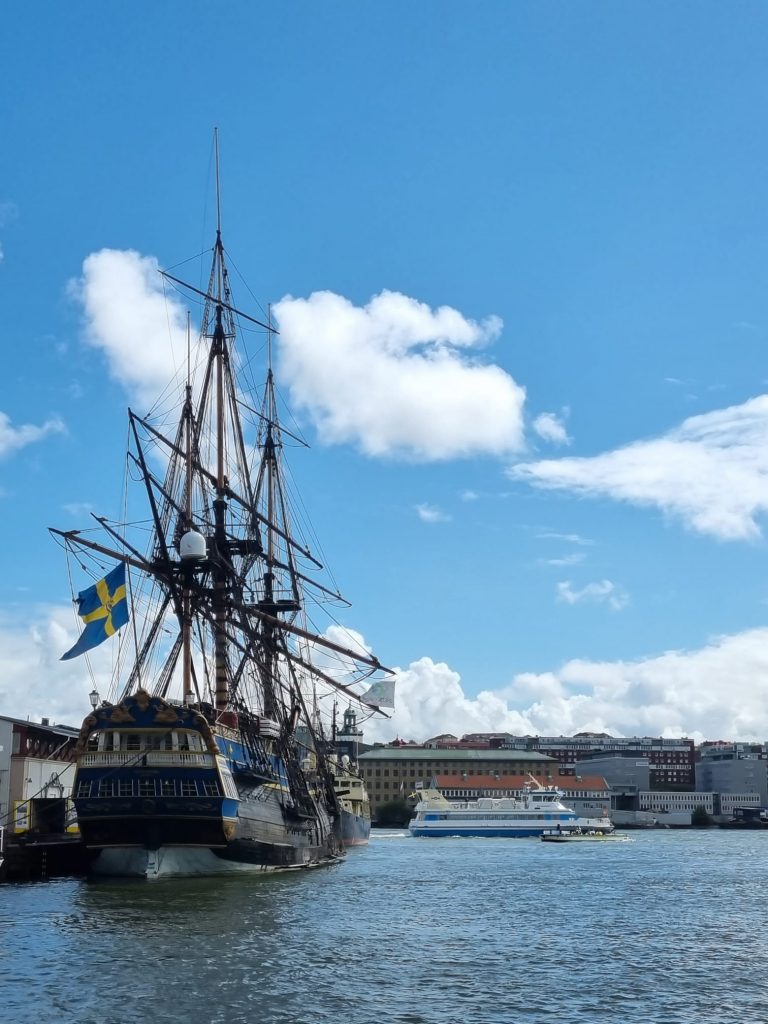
410, 826, 565, 838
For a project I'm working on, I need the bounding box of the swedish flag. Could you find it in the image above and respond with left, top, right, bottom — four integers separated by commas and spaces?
61, 563, 129, 661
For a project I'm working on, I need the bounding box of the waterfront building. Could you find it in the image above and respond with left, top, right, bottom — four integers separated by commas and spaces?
0, 715, 79, 834
639, 791, 715, 823
450, 732, 695, 789
358, 748, 556, 816
696, 746, 768, 805
717, 793, 761, 817
574, 755, 650, 794
640, 790, 714, 814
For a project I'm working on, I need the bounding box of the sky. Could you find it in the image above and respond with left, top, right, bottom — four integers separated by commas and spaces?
3, 2, 768, 743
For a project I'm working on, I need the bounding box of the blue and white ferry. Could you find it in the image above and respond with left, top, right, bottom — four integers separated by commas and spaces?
409, 785, 614, 838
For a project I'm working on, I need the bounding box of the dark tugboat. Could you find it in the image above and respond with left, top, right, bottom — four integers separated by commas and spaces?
51, 135, 392, 877
331, 705, 372, 846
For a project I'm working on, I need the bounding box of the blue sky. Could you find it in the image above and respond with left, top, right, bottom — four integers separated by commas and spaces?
3, 3, 768, 740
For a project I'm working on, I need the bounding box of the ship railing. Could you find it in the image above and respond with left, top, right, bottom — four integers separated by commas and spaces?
79, 751, 215, 768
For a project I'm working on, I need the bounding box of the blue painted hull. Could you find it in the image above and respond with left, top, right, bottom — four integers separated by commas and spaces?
410, 827, 552, 838
72, 694, 343, 876
340, 808, 371, 846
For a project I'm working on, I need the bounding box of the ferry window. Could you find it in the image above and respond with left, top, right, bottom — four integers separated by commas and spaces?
203, 780, 221, 796
180, 780, 198, 796
147, 733, 163, 751
138, 779, 156, 796
87, 732, 99, 752
126, 734, 141, 751
98, 780, 113, 797
161, 780, 176, 796
118, 780, 133, 797
76, 781, 91, 797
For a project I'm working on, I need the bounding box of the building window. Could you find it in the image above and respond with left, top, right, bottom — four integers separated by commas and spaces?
180, 780, 198, 797
98, 780, 113, 798
118, 779, 133, 797
160, 780, 176, 797
138, 779, 157, 797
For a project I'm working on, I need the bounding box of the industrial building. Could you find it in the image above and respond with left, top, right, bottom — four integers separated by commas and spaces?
0, 715, 79, 836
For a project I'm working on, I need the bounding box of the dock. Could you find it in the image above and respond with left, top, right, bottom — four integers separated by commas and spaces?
0, 831, 93, 882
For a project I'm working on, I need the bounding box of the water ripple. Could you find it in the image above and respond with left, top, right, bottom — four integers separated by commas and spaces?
2, 832, 768, 1023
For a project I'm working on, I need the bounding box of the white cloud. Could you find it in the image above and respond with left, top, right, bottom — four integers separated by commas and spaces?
0, 606, 126, 728
511, 394, 768, 541
365, 657, 533, 744
532, 410, 571, 446
0, 201, 17, 265
63, 502, 94, 518
461, 489, 479, 502
7, 612, 768, 747
416, 503, 451, 523
537, 532, 594, 546
556, 579, 629, 611
539, 552, 585, 567
73, 249, 193, 408
364, 625, 768, 744
274, 289, 525, 460
0, 201, 17, 225
0, 411, 64, 458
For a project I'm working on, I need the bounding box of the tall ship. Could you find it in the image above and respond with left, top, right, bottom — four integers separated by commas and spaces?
409, 780, 614, 838
51, 138, 392, 878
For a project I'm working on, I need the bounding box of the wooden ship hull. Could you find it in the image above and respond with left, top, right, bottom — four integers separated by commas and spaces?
73, 693, 344, 878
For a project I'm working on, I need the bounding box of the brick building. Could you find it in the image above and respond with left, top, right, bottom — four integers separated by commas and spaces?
358, 747, 556, 817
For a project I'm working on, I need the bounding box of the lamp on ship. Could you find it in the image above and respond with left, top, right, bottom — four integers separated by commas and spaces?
88, 688, 100, 710
179, 529, 207, 561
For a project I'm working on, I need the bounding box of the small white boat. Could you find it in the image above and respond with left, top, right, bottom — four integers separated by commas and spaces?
541, 828, 630, 843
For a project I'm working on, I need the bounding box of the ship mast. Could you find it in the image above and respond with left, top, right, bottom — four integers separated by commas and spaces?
261, 314, 278, 720
212, 127, 230, 713
182, 311, 194, 704
51, 130, 395, 724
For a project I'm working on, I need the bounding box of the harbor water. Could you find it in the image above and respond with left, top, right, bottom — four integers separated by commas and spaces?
2, 830, 767, 1024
